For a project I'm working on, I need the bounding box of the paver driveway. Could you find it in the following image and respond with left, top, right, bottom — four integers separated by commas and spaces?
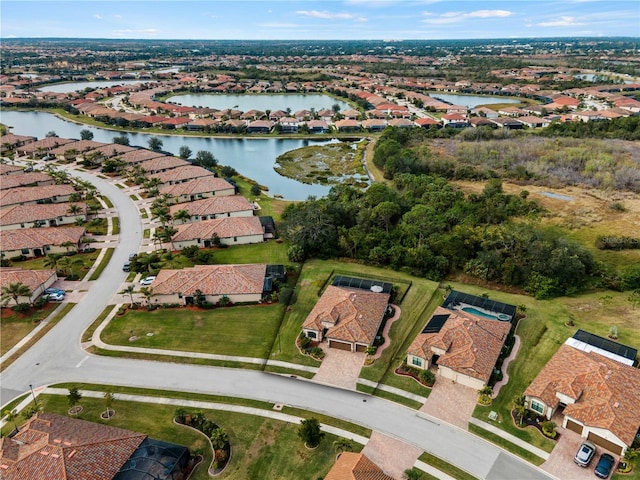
362, 431, 422, 480
312, 347, 365, 390
419, 377, 478, 429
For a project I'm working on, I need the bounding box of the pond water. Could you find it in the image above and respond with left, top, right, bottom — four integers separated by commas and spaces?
39, 80, 145, 93
167, 93, 351, 113
0, 110, 339, 200
430, 93, 521, 108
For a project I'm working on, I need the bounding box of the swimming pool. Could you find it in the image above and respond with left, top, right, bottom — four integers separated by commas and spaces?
462, 307, 498, 320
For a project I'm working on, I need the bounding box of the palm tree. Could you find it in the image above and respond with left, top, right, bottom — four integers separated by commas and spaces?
60, 240, 76, 253
120, 285, 136, 307
161, 226, 177, 251
333, 438, 356, 453
67, 203, 83, 216
58, 256, 72, 277
152, 230, 165, 251
69, 257, 85, 279
1, 282, 33, 306
3, 409, 19, 432
139, 286, 153, 306
172, 209, 191, 225
151, 205, 171, 226
43, 253, 63, 273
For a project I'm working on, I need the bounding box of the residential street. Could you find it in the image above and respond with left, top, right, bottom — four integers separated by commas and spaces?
0, 166, 554, 480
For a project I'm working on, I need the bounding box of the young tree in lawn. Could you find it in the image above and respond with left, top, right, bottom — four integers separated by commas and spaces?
103, 391, 115, 417
67, 387, 82, 413
333, 438, 356, 453
297, 417, 325, 448
3, 409, 19, 432
1, 282, 32, 306
43, 253, 63, 273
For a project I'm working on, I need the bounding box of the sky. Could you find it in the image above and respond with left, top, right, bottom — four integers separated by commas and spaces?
1, 0, 639, 40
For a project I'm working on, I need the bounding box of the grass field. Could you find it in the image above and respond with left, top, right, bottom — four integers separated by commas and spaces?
24, 393, 355, 480
100, 303, 285, 358
7, 250, 100, 273
0, 303, 58, 355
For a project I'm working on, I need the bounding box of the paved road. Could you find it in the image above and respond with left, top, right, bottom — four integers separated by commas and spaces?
0, 166, 553, 480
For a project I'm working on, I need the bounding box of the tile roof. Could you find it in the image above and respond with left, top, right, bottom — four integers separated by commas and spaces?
172, 216, 263, 242
169, 195, 254, 218
524, 343, 640, 446
0, 267, 56, 292
152, 264, 266, 296
407, 307, 510, 382
0, 203, 86, 227
0, 412, 146, 480
48, 140, 106, 155
149, 165, 215, 184
18, 137, 74, 153
0, 134, 36, 148
84, 144, 137, 158
0, 226, 85, 251
0, 184, 76, 207
159, 176, 235, 198
0, 165, 23, 175
303, 285, 389, 346
324, 452, 395, 480
138, 156, 190, 173
0, 172, 53, 190
118, 148, 167, 164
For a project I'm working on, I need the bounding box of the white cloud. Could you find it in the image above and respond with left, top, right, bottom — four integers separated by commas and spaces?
537, 16, 585, 27
421, 9, 512, 24
296, 10, 360, 20
94, 14, 102, 20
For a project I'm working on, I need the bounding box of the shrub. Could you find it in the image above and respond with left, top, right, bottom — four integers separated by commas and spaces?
11, 303, 31, 314
419, 369, 435, 387
250, 183, 261, 196
541, 421, 557, 439
299, 333, 312, 350
9, 255, 26, 262
181, 245, 200, 259
33, 296, 49, 309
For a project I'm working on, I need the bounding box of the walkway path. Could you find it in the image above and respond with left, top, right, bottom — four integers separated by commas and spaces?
492, 335, 521, 399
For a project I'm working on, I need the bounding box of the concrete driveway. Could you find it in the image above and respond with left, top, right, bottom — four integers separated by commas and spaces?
362, 431, 422, 480
312, 348, 365, 390
419, 377, 478, 429
541, 428, 615, 480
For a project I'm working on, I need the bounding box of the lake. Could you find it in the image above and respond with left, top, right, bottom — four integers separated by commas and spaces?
167, 93, 351, 113
431, 93, 521, 108
39, 80, 145, 93
0, 110, 339, 200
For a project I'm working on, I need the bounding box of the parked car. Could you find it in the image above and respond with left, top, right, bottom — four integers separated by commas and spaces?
123, 263, 131, 272
44, 288, 65, 296
574, 441, 596, 467
129, 253, 138, 260
140, 276, 156, 286
46, 291, 65, 301
594, 453, 615, 478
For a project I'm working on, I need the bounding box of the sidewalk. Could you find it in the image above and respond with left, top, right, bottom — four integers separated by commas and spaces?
468, 417, 551, 460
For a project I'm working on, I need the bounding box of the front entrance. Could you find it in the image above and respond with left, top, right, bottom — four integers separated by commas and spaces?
185, 296, 194, 305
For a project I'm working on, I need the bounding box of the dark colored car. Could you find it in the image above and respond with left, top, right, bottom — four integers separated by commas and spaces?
122, 263, 131, 272
574, 441, 596, 467
594, 453, 615, 479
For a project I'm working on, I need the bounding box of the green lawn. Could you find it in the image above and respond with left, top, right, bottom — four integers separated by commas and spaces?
468, 424, 545, 466
208, 241, 291, 265
100, 304, 285, 358
7, 250, 100, 273
23, 393, 356, 480
419, 452, 479, 480
89, 248, 114, 280
0, 303, 58, 355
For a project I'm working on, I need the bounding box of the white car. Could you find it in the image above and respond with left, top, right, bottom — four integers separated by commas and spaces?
140, 276, 156, 286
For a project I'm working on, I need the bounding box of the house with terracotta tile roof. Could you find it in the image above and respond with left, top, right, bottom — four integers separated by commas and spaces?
172, 216, 264, 249
306, 120, 329, 134
302, 285, 390, 352
0, 171, 55, 190
524, 336, 640, 455
169, 195, 255, 223
0, 226, 85, 258
0, 202, 87, 231
118, 148, 167, 165
150, 264, 268, 305
0, 184, 76, 207
334, 119, 361, 132
406, 306, 510, 389
17, 137, 75, 157
0, 268, 57, 305
49, 140, 106, 160
0, 412, 190, 480
0, 134, 36, 153
387, 118, 414, 128
414, 117, 440, 129
149, 165, 215, 186
0, 164, 24, 176
441, 114, 469, 128
137, 156, 190, 174
361, 119, 387, 132
324, 452, 394, 480
159, 177, 235, 204
84, 143, 138, 161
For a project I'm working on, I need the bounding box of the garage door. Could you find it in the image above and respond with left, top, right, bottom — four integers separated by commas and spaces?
587, 432, 624, 455
355, 344, 367, 353
566, 419, 583, 434
329, 340, 352, 351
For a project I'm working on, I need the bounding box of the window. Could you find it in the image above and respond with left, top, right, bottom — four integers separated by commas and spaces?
411, 357, 423, 367
307, 331, 316, 339
21, 248, 30, 254
530, 399, 545, 414
233, 237, 237, 242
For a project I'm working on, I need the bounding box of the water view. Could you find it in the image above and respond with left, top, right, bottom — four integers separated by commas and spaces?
167, 93, 351, 113
431, 93, 521, 108
39, 80, 145, 93
0, 110, 339, 200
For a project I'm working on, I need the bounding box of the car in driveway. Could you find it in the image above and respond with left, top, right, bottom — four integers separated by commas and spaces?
574, 441, 596, 467
46, 291, 65, 301
140, 276, 156, 286
594, 453, 615, 478
44, 288, 65, 296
